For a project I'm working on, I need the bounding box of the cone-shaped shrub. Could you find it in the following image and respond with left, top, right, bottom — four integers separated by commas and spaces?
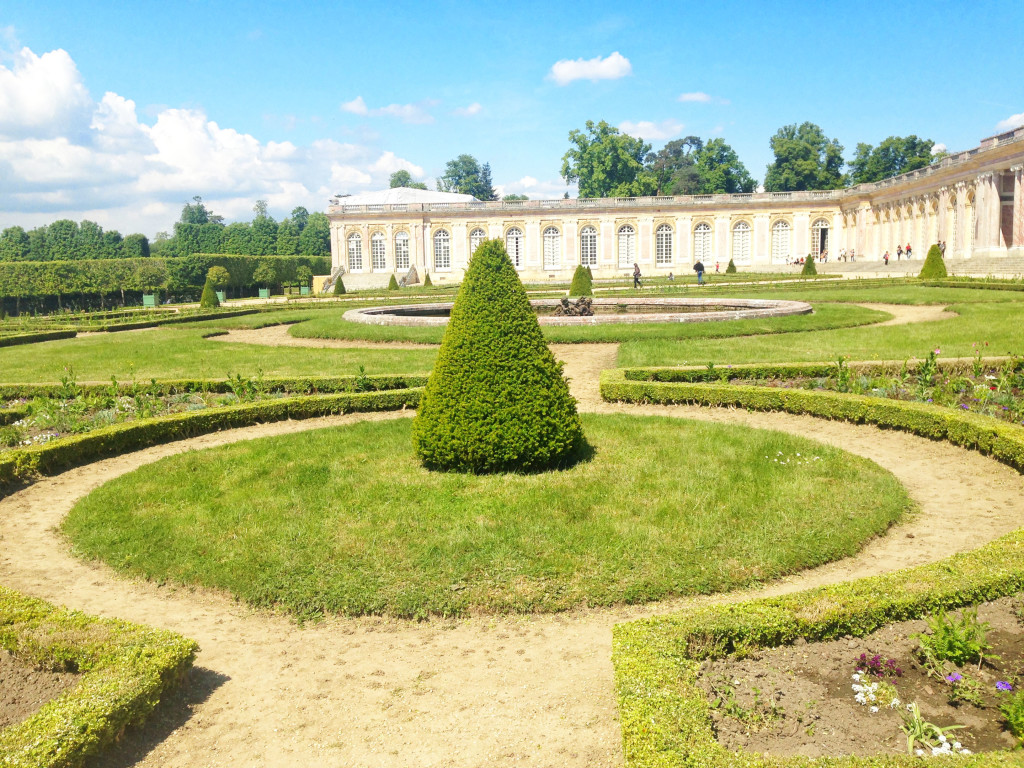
423, 273, 433, 287
412, 239, 585, 474
801, 257, 817, 276
919, 244, 948, 279
199, 279, 220, 308
586, 265, 593, 281
568, 264, 592, 296
725, 258, 737, 274
333, 276, 346, 295
388, 274, 399, 291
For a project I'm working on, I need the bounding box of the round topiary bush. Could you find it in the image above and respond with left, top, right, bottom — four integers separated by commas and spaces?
333, 276, 346, 295
412, 239, 585, 474
423, 273, 433, 287
801, 257, 818, 276
568, 264, 592, 296
199, 279, 220, 308
388, 274, 399, 291
919, 244, 948, 279
725, 258, 737, 274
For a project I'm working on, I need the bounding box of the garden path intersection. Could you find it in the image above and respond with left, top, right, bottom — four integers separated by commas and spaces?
2, 317, 1023, 766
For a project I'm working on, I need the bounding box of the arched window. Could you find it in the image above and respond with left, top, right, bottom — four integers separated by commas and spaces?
810, 218, 829, 259
771, 220, 791, 263
731, 221, 751, 264
371, 231, 386, 271
469, 228, 486, 256
617, 224, 635, 268
655, 224, 673, 266
347, 232, 363, 271
693, 222, 712, 262
543, 227, 560, 269
394, 231, 410, 271
433, 229, 450, 270
505, 227, 524, 268
580, 226, 597, 266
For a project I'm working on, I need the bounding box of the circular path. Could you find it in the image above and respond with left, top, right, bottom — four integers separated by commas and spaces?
2, 302, 1015, 767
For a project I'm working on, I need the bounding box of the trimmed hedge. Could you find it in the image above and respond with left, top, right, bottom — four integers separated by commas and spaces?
800, 257, 817, 276
569, 264, 593, 297
601, 369, 1024, 471
0, 387, 422, 492
920, 244, 948, 279
387, 274, 399, 291
725, 259, 737, 274
0, 330, 77, 347
606, 369, 1024, 767
199, 279, 219, 308
0, 585, 197, 768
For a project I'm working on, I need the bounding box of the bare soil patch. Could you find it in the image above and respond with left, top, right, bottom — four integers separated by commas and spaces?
0, 649, 79, 731
699, 596, 1024, 758
856, 302, 957, 326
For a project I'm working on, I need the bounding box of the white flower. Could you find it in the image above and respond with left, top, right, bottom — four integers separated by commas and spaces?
953, 743, 961, 750
916, 749, 924, 756
890, 698, 901, 708
851, 673, 861, 681
870, 705, 879, 713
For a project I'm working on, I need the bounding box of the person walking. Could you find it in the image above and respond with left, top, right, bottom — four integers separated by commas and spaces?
905, 243, 913, 259
883, 251, 890, 266
897, 244, 903, 261
693, 259, 705, 286
939, 240, 946, 258
633, 263, 642, 289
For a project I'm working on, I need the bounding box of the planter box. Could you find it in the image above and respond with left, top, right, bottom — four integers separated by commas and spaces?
142, 293, 157, 307
215, 290, 226, 303
300, 286, 310, 295
258, 288, 270, 298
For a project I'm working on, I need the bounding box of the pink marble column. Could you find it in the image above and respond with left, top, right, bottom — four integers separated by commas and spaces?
1013, 166, 1024, 248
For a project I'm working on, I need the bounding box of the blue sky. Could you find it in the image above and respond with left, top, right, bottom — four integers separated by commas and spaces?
1, 0, 1022, 237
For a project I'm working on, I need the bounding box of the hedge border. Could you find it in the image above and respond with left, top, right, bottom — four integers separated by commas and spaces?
0, 387, 422, 492
0, 586, 197, 768
0, 331, 77, 348
603, 369, 1024, 767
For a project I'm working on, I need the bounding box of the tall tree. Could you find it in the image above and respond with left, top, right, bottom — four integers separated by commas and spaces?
645, 136, 704, 195
250, 199, 278, 255
437, 154, 495, 199
180, 196, 212, 225
276, 219, 300, 255
223, 222, 254, 255
290, 206, 309, 230
46, 219, 78, 260
101, 230, 123, 259
78, 220, 105, 260
389, 170, 427, 190
121, 233, 150, 259
763, 122, 845, 191
693, 139, 757, 194
479, 163, 498, 201
561, 120, 656, 198
847, 135, 936, 185
298, 212, 330, 256
0, 226, 30, 261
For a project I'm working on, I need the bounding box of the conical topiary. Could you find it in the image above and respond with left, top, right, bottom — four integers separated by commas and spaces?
586, 265, 593, 281
919, 244, 948, 279
801, 257, 817, 276
412, 239, 585, 474
388, 274, 399, 291
568, 264, 592, 296
333, 276, 346, 295
725, 258, 737, 274
423, 273, 433, 287
199, 279, 220, 308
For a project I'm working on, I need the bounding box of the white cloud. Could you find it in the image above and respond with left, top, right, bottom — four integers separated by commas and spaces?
548, 51, 631, 86
340, 96, 435, 124
931, 142, 947, 155
677, 92, 712, 103
0, 45, 431, 236
995, 112, 1024, 132
454, 102, 482, 117
618, 119, 684, 140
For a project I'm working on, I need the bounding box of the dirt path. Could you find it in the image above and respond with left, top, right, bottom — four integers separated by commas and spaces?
855, 302, 957, 325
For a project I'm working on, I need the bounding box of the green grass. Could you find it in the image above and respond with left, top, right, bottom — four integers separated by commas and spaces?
63, 414, 913, 619
288, 303, 886, 344
620, 301, 1024, 367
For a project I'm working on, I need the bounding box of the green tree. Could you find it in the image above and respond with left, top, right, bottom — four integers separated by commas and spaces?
645, 136, 703, 195
101, 230, 123, 259
207, 266, 231, 288
290, 206, 309, 230
478, 162, 498, 200
764, 122, 845, 191
389, 169, 427, 190
223, 222, 254, 254
121, 233, 150, 259
47, 219, 78, 260
0, 226, 30, 261
503, 194, 529, 201
298, 212, 330, 256
693, 139, 757, 193
276, 219, 300, 255
197, 222, 224, 253
296, 265, 313, 288
411, 239, 584, 473
848, 135, 936, 185
78, 220, 105, 259
132, 260, 168, 293
251, 200, 278, 255
27, 227, 47, 260
181, 196, 212, 225
253, 261, 278, 288
437, 154, 495, 199
561, 120, 656, 198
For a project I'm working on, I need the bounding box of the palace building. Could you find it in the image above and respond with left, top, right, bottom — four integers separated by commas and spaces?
326, 127, 1024, 289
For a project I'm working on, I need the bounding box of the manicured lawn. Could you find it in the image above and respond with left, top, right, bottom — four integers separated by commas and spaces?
63, 414, 912, 619
619, 301, 1024, 367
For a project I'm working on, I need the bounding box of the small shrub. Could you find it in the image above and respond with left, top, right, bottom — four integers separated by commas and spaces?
199, 280, 220, 308
586, 265, 593, 281
333, 276, 346, 295
915, 607, 993, 669
423, 273, 433, 287
920, 244, 948, 279
387, 274, 399, 291
725, 258, 737, 274
206, 266, 230, 289
0, 424, 24, 447
569, 264, 592, 296
1000, 689, 1024, 741
801, 257, 817, 276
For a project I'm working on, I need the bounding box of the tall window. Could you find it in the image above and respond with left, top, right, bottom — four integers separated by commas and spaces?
469, 228, 486, 256
395, 231, 410, 271
347, 233, 362, 271
617, 225, 635, 268
731, 221, 751, 264
433, 229, 451, 270
580, 226, 597, 266
506, 227, 524, 267
810, 218, 829, 259
371, 231, 386, 271
543, 227, 560, 269
771, 220, 791, 263
655, 224, 673, 266
693, 222, 712, 262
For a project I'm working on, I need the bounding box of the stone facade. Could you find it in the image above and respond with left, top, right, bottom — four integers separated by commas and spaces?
327, 128, 1024, 289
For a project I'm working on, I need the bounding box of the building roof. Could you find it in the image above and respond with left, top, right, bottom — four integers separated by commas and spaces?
330, 187, 478, 206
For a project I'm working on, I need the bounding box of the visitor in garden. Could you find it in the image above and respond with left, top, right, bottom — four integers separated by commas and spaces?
939, 240, 946, 257
897, 244, 903, 260
715, 261, 720, 273
850, 249, 856, 261
883, 251, 889, 265
633, 263, 642, 289
693, 259, 705, 285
